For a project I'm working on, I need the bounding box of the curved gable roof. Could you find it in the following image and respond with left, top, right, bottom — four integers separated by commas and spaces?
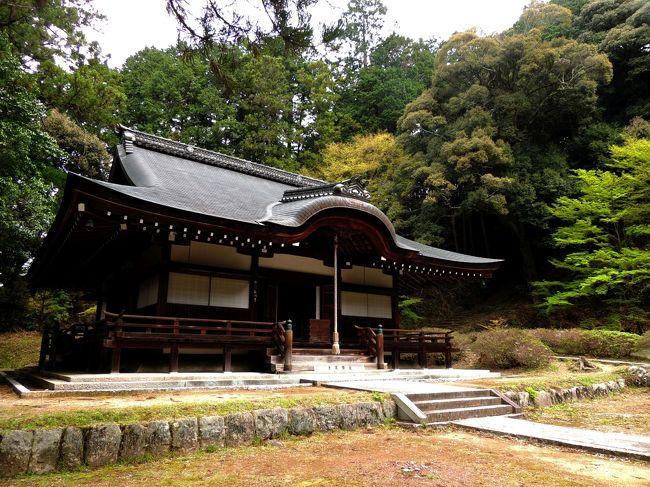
95, 127, 501, 267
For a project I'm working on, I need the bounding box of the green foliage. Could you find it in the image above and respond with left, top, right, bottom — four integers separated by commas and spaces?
0, 0, 101, 67
470, 329, 553, 369
391, 26, 612, 276
26, 290, 74, 331
397, 296, 424, 330
574, 0, 650, 121
42, 109, 111, 178
337, 34, 436, 134
534, 137, 650, 325
530, 328, 640, 358
0, 35, 62, 285
636, 332, 650, 352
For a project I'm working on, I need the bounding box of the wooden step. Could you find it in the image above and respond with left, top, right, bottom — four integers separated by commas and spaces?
414, 396, 503, 412
424, 404, 515, 423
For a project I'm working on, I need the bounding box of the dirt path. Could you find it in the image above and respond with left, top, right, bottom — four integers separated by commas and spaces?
6, 427, 650, 486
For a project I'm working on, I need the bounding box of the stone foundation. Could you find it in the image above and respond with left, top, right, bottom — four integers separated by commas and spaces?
0, 399, 395, 477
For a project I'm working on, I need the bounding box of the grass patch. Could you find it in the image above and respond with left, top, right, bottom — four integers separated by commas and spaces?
0, 391, 375, 432
526, 388, 650, 436
454, 360, 625, 392
0, 331, 41, 370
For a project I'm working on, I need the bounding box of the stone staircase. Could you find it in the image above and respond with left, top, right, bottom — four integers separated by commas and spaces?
267, 348, 386, 373
394, 388, 521, 425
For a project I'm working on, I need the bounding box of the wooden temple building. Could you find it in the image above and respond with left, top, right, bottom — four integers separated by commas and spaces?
29, 127, 502, 373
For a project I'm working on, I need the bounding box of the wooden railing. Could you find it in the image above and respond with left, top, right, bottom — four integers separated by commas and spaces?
355, 326, 456, 369
102, 312, 291, 373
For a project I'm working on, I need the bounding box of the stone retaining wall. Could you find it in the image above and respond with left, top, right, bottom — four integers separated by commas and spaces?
0, 400, 396, 478
503, 379, 625, 408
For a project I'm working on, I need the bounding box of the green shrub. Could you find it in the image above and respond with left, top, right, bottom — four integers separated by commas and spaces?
470, 329, 553, 370
636, 332, 650, 352
530, 329, 640, 358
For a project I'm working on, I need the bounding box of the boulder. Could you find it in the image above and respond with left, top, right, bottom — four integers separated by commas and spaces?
311, 405, 340, 432
28, 428, 62, 474
170, 418, 199, 453
225, 413, 255, 446
198, 416, 225, 448
119, 423, 147, 461
144, 420, 171, 456
85, 424, 121, 467
288, 408, 315, 436
0, 430, 33, 477
356, 402, 383, 426
382, 399, 397, 419
60, 427, 84, 470
533, 391, 553, 407
337, 404, 359, 430
253, 408, 288, 440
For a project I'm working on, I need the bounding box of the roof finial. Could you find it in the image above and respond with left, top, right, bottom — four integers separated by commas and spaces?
122, 130, 135, 154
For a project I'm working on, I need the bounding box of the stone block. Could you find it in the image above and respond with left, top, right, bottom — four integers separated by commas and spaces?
60, 427, 84, 470
225, 412, 255, 446
254, 408, 288, 440
356, 402, 383, 426
382, 399, 397, 419
144, 420, 171, 456
311, 405, 340, 432
534, 391, 553, 407
119, 423, 147, 461
28, 428, 62, 474
85, 424, 121, 467
170, 418, 199, 453
0, 430, 33, 477
337, 404, 359, 430
198, 416, 225, 448
288, 408, 315, 436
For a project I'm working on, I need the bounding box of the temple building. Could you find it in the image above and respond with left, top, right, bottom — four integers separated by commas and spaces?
29, 127, 502, 373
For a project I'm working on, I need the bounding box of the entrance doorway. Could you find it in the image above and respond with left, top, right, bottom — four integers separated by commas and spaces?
277, 283, 316, 340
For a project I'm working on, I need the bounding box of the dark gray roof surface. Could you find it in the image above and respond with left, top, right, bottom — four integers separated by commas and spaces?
92, 128, 501, 266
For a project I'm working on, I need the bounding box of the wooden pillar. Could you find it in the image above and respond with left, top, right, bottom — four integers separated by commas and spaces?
393, 350, 400, 369
111, 348, 121, 374
170, 345, 179, 373
376, 324, 385, 370
223, 345, 232, 372
38, 326, 49, 369
170, 318, 179, 373
284, 319, 293, 372
157, 242, 171, 316
418, 332, 427, 369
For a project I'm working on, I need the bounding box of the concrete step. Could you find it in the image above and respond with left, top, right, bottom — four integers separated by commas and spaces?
267, 354, 374, 364
425, 404, 514, 423
272, 362, 387, 373
406, 389, 495, 401
414, 396, 503, 412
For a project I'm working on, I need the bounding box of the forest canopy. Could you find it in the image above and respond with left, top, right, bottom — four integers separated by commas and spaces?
1, 0, 648, 331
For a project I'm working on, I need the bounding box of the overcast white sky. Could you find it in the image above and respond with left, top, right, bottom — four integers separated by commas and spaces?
86, 0, 533, 68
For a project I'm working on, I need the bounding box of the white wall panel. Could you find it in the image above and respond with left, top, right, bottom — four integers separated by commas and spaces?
341, 266, 392, 288
170, 242, 251, 271
167, 272, 210, 306
260, 254, 334, 276
341, 291, 392, 318
210, 277, 249, 309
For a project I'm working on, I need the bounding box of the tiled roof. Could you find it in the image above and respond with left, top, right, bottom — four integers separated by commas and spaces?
92, 127, 502, 266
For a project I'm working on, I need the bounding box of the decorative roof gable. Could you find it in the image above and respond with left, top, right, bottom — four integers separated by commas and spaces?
281, 177, 371, 203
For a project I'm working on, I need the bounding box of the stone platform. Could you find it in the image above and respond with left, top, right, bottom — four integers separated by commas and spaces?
2, 367, 499, 397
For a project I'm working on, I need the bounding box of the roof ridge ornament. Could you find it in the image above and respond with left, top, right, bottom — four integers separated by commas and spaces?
281, 176, 371, 203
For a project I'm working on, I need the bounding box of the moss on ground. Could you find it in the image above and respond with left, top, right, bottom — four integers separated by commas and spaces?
0, 331, 41, 370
